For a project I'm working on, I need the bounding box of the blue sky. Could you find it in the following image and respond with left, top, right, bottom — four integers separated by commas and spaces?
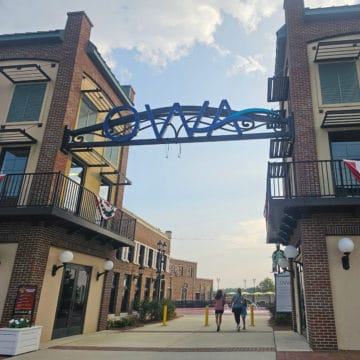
1, 0, 359, 288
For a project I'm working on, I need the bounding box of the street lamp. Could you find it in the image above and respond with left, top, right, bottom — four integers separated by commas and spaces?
243, 279, 247, 291
156, 241, 167, 301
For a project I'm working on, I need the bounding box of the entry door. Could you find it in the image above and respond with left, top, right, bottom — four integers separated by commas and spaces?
52, 264, 91, 339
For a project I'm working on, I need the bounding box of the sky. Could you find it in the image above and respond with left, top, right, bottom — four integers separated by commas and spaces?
1, 0, 359, 289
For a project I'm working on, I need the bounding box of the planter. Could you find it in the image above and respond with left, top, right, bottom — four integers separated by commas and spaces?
0, 326, 43, 355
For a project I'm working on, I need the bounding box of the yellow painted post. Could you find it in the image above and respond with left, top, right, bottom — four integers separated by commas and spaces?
250, 304, 255, 327
204, 305, 209, 326
162, 304, 167, 326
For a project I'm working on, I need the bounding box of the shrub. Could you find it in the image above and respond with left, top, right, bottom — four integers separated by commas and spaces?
267, 303, 292, 327
107, 315, 139, 329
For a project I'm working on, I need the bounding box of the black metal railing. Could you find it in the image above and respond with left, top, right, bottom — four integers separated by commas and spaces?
266, 159, 360, 200
267, 76, 289, 102
0, 172, 136, 241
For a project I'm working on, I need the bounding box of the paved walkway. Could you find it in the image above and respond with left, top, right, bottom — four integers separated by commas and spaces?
1, 311, 360, 359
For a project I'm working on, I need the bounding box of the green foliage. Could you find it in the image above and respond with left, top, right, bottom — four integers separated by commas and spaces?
107, 315, 139, 329
267, 303, 292, 326
257, 277, 275, 292
9, 318, 31, 328
108, 299, 177, 329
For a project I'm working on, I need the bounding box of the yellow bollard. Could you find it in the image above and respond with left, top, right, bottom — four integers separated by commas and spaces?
162, 304, 167, 326
250, 304, 255, 327
204, 305, 209, 326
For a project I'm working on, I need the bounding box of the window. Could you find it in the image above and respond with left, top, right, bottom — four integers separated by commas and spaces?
319, 62, 360, 104
330, 132, 360, 192
0, 147, 29, 199
77, 98, 97, 141
99, 179, 111, 200
104, 145, 119, 166
148, 249, 153, 267
7, 83, 46, 122
139, 245, 145, 266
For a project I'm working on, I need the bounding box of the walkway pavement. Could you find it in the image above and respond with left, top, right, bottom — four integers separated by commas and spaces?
1, 311, 360, 360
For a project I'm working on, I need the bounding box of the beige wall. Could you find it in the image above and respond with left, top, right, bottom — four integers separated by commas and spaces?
0, 59, 59, 174
0, 243, 18, 321
326, 236, 359, 350
36, 246, 108, 342
307, 35, 360, 163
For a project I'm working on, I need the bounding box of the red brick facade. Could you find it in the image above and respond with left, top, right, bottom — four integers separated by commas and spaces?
273, 0, 360, 350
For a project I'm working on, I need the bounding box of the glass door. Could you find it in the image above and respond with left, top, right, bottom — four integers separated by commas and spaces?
52, 264, 91, 339
0, 147, 29, 205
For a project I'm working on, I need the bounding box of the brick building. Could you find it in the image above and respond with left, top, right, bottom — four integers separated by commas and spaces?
266, 0, 360, 351
0, 11, 139, 342
0, 11, 213, 343
169, 258, 213, 302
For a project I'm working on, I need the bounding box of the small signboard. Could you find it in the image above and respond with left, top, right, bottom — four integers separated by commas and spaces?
13, 285, 37, 316
275, 273, 292, 313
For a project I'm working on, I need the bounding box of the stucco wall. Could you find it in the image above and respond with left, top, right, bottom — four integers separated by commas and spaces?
326, 236, 360, 350
0, 243, 18, 321
36, 246, 107, 342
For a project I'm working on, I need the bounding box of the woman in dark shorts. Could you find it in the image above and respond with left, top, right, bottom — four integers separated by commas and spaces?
214, 289, 226, 332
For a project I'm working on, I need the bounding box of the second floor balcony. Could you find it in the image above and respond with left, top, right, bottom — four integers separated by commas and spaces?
265, 159, 360, 244
0, 172, 136, 248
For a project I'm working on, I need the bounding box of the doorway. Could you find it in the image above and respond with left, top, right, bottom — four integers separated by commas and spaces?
52, 264, 91, 339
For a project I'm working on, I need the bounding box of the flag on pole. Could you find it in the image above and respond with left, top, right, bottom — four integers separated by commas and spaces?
95, 195, 117, 220
343, 159, 360, 183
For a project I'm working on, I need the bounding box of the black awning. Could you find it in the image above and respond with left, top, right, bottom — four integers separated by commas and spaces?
0, 127, 37, 145
321, 109, 360, 128
314, 39, 360, 62
100, 170, 132, 186
0, 64, 51, 83
70, 148, 112, 167
81, 88, 114, 112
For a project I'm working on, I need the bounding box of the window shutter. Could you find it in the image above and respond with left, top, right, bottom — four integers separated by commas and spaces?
7, 83, 46, 122
319, 62, 360, 104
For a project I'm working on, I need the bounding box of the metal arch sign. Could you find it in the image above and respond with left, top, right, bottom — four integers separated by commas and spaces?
63, 99, 293, 149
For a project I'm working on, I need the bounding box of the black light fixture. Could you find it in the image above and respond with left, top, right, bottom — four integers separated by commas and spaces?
96, 260, 114, 281
338, 237, 355, 270
52, 251, 74, 276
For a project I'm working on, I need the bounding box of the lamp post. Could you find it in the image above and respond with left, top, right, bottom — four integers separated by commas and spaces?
243, 279, 247, 291
156, 241, 167, 301
216, 277, 220, 290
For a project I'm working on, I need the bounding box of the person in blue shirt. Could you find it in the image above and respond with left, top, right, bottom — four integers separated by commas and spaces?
231, 288, 244, 331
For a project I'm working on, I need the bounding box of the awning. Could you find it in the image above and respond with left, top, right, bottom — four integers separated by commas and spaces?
100, 170, 132, 186
314, 39, 360, 62
81, 88, 114, 112
321, 109, 360, 128
0, 64, 51, 83
0, 127, 37, 145
70, 148, 112, 167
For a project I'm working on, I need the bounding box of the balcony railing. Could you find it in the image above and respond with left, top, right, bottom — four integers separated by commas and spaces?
0, 172, 136, 243
267, 76, 289, 102
267, 159, 360, 200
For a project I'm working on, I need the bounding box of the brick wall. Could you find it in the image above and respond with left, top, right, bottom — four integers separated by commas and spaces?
282, 0, 360, 350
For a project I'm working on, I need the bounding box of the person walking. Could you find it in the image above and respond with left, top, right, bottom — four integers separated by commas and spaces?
214, 289, 226, 332
241, 298, 248, 330
231, 288, 244, 332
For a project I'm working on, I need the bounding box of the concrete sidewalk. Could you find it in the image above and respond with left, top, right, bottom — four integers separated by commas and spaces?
2, 312, 360, 359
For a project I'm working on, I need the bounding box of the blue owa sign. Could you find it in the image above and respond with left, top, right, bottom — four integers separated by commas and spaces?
64, 99, 293, 148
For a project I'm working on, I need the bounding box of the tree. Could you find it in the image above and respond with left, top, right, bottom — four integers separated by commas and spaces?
257, 277, 274, 292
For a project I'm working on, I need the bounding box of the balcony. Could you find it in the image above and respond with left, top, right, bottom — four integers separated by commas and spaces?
265, 160, 360, 244
0, 172, 136, 248
267, 76, 289, 102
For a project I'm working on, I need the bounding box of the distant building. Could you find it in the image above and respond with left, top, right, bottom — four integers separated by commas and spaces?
169, 258, 213, 302
266, 0, 360, 351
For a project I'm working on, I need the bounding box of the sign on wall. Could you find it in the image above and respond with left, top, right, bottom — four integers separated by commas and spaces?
13, 285, 37, 316
275, 273, 291, 312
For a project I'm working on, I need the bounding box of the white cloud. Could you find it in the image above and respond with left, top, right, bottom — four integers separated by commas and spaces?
226, 54, 266, 76
222, 218, 266, 250
305, 0, 360, 7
